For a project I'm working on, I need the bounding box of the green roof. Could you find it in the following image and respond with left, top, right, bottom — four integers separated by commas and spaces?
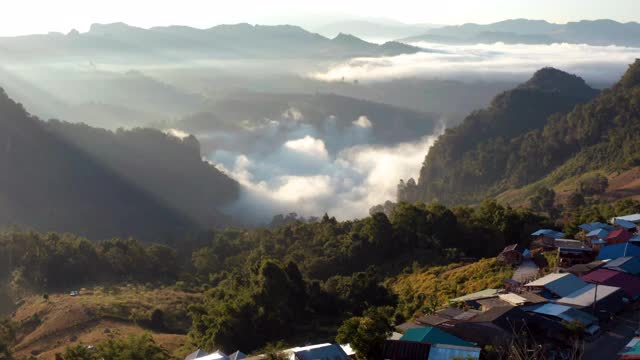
400, 327, 475, 348
449, 288, 500, 303
625, 341, 640, 355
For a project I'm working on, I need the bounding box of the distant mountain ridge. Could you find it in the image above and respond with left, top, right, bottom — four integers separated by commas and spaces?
0, 22, 423, 62
0, 87, 239, 240
403, 19, 640, 46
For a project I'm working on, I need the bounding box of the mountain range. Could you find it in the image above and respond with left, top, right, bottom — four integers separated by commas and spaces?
411, 59, 640, 206
0, 22, 422, 63
403, 19, 640, 47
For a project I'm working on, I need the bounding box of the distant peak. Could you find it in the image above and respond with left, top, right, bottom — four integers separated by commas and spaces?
521, 67, 594, 95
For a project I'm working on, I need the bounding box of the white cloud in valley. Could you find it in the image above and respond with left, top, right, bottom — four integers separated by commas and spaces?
311, 42, 640, 84
213, 125, 443, 222
284, 135, 330, 160
352, 115, 373, 128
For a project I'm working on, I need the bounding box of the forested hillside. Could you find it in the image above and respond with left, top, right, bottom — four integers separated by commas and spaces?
0, 88, 238, 240
416, 60, 640, 206
413, 67, 601, 204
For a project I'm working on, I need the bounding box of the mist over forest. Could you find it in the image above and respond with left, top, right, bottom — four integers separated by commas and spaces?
0, 19, 639, 227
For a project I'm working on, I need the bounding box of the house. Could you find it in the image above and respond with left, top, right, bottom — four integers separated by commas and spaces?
531, 229, 565, 248
435, 306, 559, 347
522, 303, 599, 335
603, 256, 640, 275
579, 222, 614, 232
497, 244, 526, 265
615, 219, 638, 232
381, 340, 431, 360
554, 239, 594, 266
400, 327, 477, 348
289, 344, 350, 360
448, 288, 501, 307
586, 228, 610, 243
564, 260, 606, 276
582, 268, 640, 300
556, 283, 625, 320
597, 243, 640, 260
606, 229, 633, 244
524, 273, 589, 298
613, 214, 640, 225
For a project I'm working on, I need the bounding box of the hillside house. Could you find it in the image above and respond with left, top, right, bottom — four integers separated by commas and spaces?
497, 244, 527, 265
603, 256, 640, 275
613, 214, 640, 227
556, 283, 625, 320
582, 268, 640, 300
607, 229, 633, 245
615, 219, 638, 232
524, 273, 589, 298
597, 243, 640, 260
531, 229, 565, 248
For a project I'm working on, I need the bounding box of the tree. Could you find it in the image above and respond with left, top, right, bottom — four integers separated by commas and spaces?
529, 187, 555, 214
578, 174, 609, 196
566, 192, 586, 209
335, 306, 394, 360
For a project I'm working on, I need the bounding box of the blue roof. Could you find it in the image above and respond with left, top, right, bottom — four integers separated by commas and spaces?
597, 243, 640, 260
579, 222, 614, 232
400, 327, 475, 348
524, 303, 597, 326
587, 228, 609, 238
531, 229, 564, 238
603, 256, 640, 275
615, 219, 637, 229
616, 214, 640, 223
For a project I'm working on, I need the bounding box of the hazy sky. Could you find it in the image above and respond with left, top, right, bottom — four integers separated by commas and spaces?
1, 0, 639, 36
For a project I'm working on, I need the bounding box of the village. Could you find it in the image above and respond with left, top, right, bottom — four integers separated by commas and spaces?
183, 213, 640, 360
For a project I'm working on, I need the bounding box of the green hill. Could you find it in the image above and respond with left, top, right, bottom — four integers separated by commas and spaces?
413, 66, 600, 205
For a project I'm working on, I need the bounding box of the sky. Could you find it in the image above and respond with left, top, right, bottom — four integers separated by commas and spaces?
1, 0, 639, 36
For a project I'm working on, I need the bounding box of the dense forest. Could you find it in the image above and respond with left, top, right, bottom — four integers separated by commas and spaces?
415, 60, 640, 205
0, 88, 238, 241
0, 199, 550, 355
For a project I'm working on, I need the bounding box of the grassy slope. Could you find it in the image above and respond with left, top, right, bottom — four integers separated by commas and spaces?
8, 286, 201, 360
387, 258, 515, 316
496, 166, 640, 207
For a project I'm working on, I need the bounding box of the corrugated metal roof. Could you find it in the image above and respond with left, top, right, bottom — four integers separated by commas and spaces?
583, 269, 640, 299
428, 344, 481, 360
531, 229, 564, 238
616, 214, 640, 223
449, 289, 500, 303
597, 243, 640, 260
523, 303, 597, 326
525, 273, 588, 297
498, 293, 529, 306
400, 327, 475, 348
292, 344, 350, 360
587, 228, 609, 238
557, 284, 621, 307
616, 219, 638, 229
186, 350, 209, 360
603, 257, 640, 275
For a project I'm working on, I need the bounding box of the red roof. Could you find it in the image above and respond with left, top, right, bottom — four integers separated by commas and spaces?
582, 269, 640, 299
607, 229, 633, 241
